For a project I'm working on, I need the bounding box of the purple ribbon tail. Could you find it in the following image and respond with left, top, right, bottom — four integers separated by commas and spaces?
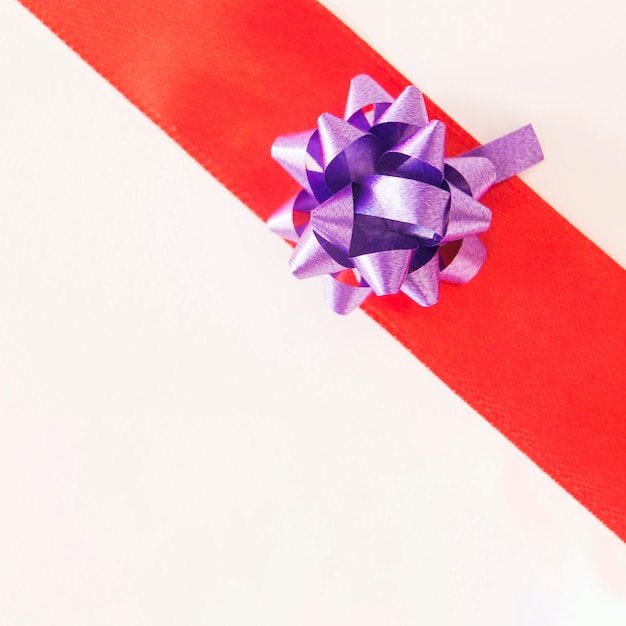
465, 124, 544, 183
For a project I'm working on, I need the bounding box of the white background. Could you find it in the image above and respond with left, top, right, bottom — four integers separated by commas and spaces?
1, 0, 625, 624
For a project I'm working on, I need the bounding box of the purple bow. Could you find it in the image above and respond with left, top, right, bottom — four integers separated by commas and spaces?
268, 75, 543, 314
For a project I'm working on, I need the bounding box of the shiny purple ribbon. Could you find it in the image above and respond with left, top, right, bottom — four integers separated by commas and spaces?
268, 75, 543, 314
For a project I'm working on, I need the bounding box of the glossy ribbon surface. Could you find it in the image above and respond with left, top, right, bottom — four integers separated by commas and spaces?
269, 75, 543, 313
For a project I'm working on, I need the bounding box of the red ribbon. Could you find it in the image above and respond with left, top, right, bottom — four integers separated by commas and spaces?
19, 0, 626, 540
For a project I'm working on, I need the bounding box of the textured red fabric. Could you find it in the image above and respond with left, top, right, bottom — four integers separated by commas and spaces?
18, 0, 626, 540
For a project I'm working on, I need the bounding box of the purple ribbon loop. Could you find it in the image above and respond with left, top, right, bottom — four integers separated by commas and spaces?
269, 75, 543, 314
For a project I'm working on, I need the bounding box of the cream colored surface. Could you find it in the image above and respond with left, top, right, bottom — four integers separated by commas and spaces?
0, 0, 625, 624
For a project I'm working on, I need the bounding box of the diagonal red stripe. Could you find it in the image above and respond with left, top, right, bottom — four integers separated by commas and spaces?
17, 0, 626, 540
